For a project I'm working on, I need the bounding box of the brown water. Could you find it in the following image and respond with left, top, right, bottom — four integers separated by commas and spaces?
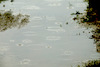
0, 0, 100, 67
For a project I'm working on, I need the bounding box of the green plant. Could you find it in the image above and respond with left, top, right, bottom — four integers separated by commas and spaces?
77, 60, 100, 67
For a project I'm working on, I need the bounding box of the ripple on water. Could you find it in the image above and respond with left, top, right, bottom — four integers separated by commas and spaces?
55, 22, 62, 25
63, 51, 73, 55
23, 5, 41, 10
75, 3, 86, 7
46, 16, 56, 21
46, 27, 65, 32
30, 25, 43, 28
45, 0, 62, 2
22, 39, 32, 43
48, 3, 61, 6
45, 45, 52, 48
9, 40, 15, 42
0, 46, 9, 51
20, 59, 31, 65
23, 31, 37, 36
31, 16, 42, 20
46, 36, 61, 40
66, 6, 74, 9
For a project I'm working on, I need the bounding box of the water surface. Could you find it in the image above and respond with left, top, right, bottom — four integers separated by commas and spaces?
0, 0, 100, 67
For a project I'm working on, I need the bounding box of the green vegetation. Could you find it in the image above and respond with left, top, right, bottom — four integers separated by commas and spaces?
11, 0, 14, 2
0, 0, 29, 32
72, 0, 100, 66
72, 0, 100, 53
0, 0, 7, 3
0, 0, 14, 3
0, 10, 30, 32
77, 60, 100, 67
73, 0, 100, 22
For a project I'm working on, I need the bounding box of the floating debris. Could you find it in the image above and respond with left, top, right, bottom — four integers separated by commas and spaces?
66, 22, 68, 25
3, 5, 5, 7
60, 24, 62, 27
45, 46, 52, 48
17, 44, 24, 46
79, 33, 80, 35
83, 31, 85, 33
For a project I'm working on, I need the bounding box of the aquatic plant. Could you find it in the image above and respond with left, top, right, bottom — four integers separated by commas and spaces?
71, 0, 100, 53
84, 0, 89, 2
0, 0, 14, 3
11, 0, 14, 2
0, 10, 30, 32
0, 0, 7, 3
72, 0, 100, 22
77, 60, 100, 67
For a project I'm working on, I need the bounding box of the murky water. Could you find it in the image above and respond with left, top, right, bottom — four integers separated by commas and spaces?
0, 0, 100, 67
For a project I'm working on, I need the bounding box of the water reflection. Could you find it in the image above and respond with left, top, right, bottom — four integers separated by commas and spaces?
0, 10, 30, 32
